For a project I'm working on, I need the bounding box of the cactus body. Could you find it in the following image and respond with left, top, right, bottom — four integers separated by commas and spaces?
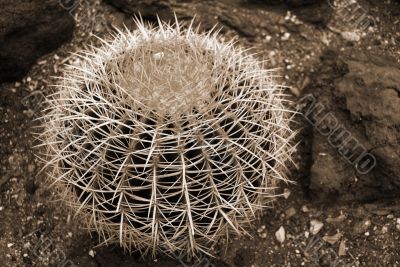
40, 19, 295, 257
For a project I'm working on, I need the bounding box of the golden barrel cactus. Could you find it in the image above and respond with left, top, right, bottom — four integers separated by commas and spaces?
39, 18, 295, 257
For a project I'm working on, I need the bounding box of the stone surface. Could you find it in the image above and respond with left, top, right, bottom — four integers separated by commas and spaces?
104, 0, 175, 22
302, 50, 400, 202
256, 0, 332, 26
262, 0, 324, 5
104, 0, 270, 36
288, 1, 332, 25
286, 0, 323, 5
0, 0, 76, 83
104, 0, 332, 29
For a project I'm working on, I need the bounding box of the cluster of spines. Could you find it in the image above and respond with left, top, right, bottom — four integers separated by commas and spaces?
37, 18, 296, 257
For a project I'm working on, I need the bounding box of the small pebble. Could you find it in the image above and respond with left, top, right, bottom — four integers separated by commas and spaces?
341, 31, 361, 42
283, 188, 291, 199
285, 207, 296, 219
7, 243, 14, 248
310, 220, 324, 235
257, 225, 266, 233
301, 205, 309, 213
260, 232, 267, 238
275, 226, 286, 243
326, 214, 346, 224
304, 231, 310, 238
338, 240, 346, 256
27, 165, 35, 173
323, 232, 342, 245
281, 32, 291, 41
89, 250, 95, 258
289, 87, 301, 97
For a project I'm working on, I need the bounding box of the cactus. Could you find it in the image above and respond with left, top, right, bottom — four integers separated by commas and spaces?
39, 18, 296, 257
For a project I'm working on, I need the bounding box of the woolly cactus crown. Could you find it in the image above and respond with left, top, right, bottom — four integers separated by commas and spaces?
39, 18, 295, 257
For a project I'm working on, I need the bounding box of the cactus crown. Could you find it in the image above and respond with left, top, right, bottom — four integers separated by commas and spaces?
39, 18, 296, 257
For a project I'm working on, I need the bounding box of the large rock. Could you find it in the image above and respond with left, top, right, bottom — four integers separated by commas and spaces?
104, 0, 175, 22
0, 0, 76, 83
258, 0, 331, 25
262, 0, 324, 5
104, 0, 331, 39
300, 50, 400, 202
103, 0, 261, 36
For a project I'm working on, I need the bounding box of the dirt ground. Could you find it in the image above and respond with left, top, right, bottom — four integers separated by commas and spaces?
0, 0, 399, 266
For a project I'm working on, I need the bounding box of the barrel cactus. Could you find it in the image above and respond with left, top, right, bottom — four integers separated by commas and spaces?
39, 18, 295, 257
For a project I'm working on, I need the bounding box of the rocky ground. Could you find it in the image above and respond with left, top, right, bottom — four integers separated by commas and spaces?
0, 0, 399, 266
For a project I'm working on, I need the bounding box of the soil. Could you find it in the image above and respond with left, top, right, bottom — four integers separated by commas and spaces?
0, 0, 399, 266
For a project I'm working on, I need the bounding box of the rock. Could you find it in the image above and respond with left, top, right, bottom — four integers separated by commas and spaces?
0, 0, 76, 83
326, 214, 346, 224
288, 1, 332, 26
364, 203, 392, 216
275, 226, 286, 243
286, 0, 324, 6
322, 232, 342, 245
104, 0, 330, 40
27, 164, 35, 173
310, 219, 324, 235
301, 50, 400, 202
260, 0, 324, 5
283, 188, 291, 199
257, 225, 267, 238
103, 0, 225, 35
259, 0, 332, 25
341, 31, 361, 42
103, 0, 175, 22
301, 205, 309, 212
285, 207, 297, 218
258, 0, 283, 4
338, 240, 346, 256
304, 231, 309, 238
103, 0, 258, 36
88, 250, 95, 258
